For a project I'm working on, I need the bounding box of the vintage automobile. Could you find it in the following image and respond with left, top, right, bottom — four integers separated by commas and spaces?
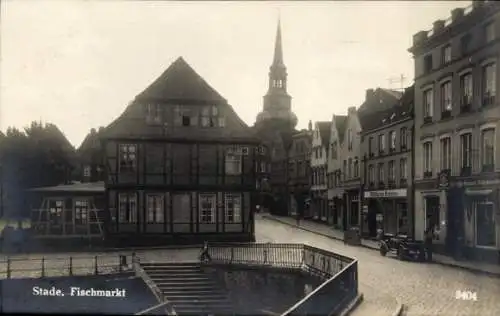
378, 233, 427, 262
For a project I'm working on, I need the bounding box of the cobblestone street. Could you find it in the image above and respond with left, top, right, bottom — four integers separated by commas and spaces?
255, 216, 500, 316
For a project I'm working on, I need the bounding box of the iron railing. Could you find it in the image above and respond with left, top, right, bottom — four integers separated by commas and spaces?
204, 242, 358, 316
0, 253, 132, 279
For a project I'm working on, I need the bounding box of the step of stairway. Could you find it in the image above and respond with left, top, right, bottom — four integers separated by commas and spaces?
173, 308, 234, 315
165, 294, 229, 300
141, 262, 201, 268
153, 280, 217, 286
161, 288, 228, 295
168, 298, 231, 304
143, 268, 203, 274
142, 271, 206, 277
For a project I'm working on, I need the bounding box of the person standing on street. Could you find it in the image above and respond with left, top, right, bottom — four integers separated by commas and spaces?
424, 223, 435, 262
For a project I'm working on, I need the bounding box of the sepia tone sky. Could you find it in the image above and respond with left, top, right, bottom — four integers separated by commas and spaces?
0, 0, 471, 147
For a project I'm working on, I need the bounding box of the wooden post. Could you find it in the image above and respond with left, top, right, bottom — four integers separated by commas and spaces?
69, 257, 73, 276
41, 257, 45, 278
94, 256, 98, 275
6, 258, 11, 279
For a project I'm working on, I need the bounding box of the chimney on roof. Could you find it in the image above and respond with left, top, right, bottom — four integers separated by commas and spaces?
348, 106, 356, 114
90, 128, 96, 134
366, 89, 375, 102
98, 127, 105, 133
308, 120, 312, 131
433, 20, 445, 33
412, 30, 428, 46
451, 8, 464, 21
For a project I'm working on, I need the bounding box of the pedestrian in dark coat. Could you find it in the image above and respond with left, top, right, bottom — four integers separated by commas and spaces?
424, 224, 435, 262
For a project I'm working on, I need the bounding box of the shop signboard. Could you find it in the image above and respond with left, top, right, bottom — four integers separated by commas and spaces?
364, 189, 407, 199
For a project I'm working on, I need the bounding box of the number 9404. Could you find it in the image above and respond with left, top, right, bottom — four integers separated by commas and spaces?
455, 290, 478, 301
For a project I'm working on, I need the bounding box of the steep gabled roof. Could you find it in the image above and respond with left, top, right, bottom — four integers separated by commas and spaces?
316, 121, 331, 146
135, 57, 226, 103
360, 85, 414, 133
102, 58, 257, 142
333, 115, 347, 143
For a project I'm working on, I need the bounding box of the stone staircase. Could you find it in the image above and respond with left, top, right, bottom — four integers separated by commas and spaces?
140, 262, 234, 315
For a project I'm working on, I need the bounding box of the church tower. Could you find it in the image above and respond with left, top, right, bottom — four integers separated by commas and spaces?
255, 19, 297, 131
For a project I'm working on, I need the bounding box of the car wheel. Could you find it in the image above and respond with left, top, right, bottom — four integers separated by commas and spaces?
397, 245, 405, 260
379, 243, 388, 256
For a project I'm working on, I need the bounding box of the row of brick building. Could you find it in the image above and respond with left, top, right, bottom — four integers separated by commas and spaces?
263, 1, 499, 263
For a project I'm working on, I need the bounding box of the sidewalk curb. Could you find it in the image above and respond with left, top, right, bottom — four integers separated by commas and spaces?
262, 215, 500, 278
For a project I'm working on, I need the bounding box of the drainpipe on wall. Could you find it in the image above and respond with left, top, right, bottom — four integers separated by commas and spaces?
411, 125, 416, 240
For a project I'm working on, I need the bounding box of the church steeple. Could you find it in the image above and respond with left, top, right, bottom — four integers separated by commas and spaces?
267, 19, 288, 94
255, 18, 297, 130
273, 18, 284, 66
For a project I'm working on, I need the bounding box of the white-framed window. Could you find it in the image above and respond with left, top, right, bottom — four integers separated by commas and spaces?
440, 81, 452, 112
225, 150, 242, 175
83, 165, 91, 177
440, 137, 451, 170
389, 130, 396, 150
118, 193, 137, 223
368, 165, 375, 183
400, 158, 408, 179
423, 141, 433, 173
146, 194, 164, 223
146, 104, 162, 123
423, 89, 433, 118
49, 200, 64, 223
442, 44, 451, 64
378, 163, 384, 183
475, 201, 496, 248
378, 134, 386, 152
481, 128, 495, 169
199, 194, 216, 224
201, 106, 219, 127
400, 127, 408, 149
482, 63, 497, 99
484, 22, 495, 43
348, 158, 352, 179
224, 193, 242, 223
460, 73, 473, 106
388, 160, 395, 181
74, 200, 89, 224
368, 137, 374, 155
460, 133, 472, 169
119, 144, 137, 171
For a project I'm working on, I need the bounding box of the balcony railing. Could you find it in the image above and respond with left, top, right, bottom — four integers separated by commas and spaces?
204, 243, 358, 316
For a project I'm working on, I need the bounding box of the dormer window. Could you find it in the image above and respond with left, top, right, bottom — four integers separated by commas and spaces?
146, 104, 162, 124
174, 105, 197, 127
201, 106, 219, 127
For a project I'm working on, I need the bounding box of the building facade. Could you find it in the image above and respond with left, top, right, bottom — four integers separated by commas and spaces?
288, 128, 313, 217
409, 1, 500, 261
310, 122, 331, 221
360, 86, 414, 238
338, 107, 362, 230
327, 115, 347, 228
254, 20, 298, 216
102, 57, 259, 244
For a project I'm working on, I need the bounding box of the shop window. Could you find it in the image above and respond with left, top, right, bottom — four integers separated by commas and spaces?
475, 202, 496, 247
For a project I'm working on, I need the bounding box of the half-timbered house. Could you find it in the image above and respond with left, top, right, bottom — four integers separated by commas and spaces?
102, 57, 260, 244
